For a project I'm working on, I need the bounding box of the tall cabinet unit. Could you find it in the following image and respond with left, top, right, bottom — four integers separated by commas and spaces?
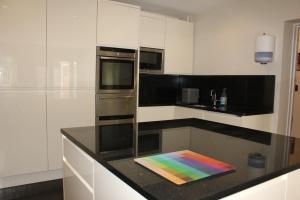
139, 11, 166, 49
0, 0, 48, 178
97, 0, 141, 49
164, 17, 194, 75
47, 0, 97, 170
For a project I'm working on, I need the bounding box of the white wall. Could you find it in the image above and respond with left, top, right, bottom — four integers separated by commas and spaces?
193, 0, 300, 134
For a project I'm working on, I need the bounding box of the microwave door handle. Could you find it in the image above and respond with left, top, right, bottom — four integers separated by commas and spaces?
100, 56, 136, 61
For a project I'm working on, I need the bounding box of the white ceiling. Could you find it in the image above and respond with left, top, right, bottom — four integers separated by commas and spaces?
113, 0, 233, 18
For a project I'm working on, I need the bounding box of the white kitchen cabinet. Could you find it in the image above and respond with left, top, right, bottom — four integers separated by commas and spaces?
97, 0, 140, 49
140, 11, 166, 49
63, 162, 93, 200
0, 91, 47, 177
286, 169, 300, 199
47, 90, 95, 170
63, 137, 94, 189
221, 175, 288, 200
241, 114, 273, 132
47, 0, 97, 89
164, 17, 194, 75
137, 106, 176, 122
0, 0, 46, 89
175, 106, 204, 119
94, 161, 146, 200
202, 110, 242, 127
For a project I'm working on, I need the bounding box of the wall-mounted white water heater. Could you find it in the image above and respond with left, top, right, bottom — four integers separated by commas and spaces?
255, 33, 275, 64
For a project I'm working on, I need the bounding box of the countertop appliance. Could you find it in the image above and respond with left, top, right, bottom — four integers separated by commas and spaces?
182, 88, 199, 104
96, 47, 137, 125
140, 47, 164, 74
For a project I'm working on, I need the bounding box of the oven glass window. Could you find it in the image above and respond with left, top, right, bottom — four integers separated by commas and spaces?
140, 51, 162, 70
100, 59, 134, 89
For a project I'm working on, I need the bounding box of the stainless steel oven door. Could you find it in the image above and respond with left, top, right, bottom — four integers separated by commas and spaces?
96, 56, 137, 95
96, 94, 136, 125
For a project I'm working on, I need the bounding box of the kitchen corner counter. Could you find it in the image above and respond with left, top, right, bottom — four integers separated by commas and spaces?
61, 118, 300, 200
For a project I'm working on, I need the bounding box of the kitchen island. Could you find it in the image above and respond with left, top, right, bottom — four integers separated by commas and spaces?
61, 118, 300, 200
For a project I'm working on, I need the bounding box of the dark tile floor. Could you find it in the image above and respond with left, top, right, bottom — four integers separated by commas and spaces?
0, 179, 63, 200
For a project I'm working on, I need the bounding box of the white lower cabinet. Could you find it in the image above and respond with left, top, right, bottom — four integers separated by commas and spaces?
202, 110, 242, 127
137, 106, 176, 122
47, 90, 95, 170
241, 114, 273, 132
286, 169, 300, 199
175, 106, 204, 119
221, 175, 288, 200
63, 137, 300, 200
94, 162, 146, 200
63, 163, 93, 200
0, 91, 47, 177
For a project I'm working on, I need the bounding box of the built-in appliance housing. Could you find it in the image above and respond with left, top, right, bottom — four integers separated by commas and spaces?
139, 47, 164, 74
96, 47, 137, 125
96, 47, 137, 95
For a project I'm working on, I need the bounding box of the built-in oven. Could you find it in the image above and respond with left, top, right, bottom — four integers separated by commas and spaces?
96, 47, 137, 95
140, 47, 164, 74
96, 93, 136, 125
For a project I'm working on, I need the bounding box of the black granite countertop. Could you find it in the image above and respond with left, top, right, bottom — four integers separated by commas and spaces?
61, 119, 300, 200
177, 104, 273, 116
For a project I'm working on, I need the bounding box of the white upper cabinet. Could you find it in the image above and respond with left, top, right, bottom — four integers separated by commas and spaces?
139, 11, 166, 49
47, 0, 97, 89
0, 0, 46, 89
97, 0, 140, 49
164, 17, 194, 75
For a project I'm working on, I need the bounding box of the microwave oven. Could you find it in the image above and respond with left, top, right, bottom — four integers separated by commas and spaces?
139, 47, 164, 74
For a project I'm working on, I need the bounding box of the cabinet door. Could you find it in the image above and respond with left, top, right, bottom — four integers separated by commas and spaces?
203, 111, 242, 127
221, 175, 287, 200
63, 163, 93, 200
47, 0, 97, 89
94, 162, 146, 200
137, 106, 176, 122
47, 91, 95, 170
0, 91, 47, 177
241, 114, 273, 132
287, 169, 300, 199
0, 0, 46, 89
140, 12, 165, 49
175, 107, 204, 119
97, 0, 140, 49
164, 17, 194, 75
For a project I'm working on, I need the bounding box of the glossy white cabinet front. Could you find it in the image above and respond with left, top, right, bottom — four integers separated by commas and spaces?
164, 17, 194, 75
0, 0, 46, 89
0, 91, 47, 177
47, 90, 95, 170
140, 12, 166, 49
97, 0, 140, 49
47, 0, 97, 89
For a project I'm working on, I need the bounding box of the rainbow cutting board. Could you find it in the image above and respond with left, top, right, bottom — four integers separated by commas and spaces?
134, 150, 235, 185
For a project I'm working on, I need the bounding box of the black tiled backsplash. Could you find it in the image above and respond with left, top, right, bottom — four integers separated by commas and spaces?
139, 74, 275, 111
139, 74, 179, 106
